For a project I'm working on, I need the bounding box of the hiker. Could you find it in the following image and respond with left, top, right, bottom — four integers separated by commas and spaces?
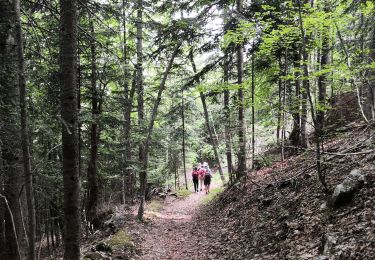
204, 165, 212, 194
198, 164, 205, 192
192, 166, 199, 192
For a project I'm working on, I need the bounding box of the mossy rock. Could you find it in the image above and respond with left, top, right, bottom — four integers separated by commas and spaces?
107, 230, 135, 251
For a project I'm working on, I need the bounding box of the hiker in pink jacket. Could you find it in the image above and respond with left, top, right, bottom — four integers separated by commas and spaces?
198, 164, 205, 192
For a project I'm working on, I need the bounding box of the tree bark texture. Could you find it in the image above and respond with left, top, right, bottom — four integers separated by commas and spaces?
236, 0, 246, 178
0, 0, 27, 258
15, 0, 37, 258
59, 0, 81, 258
289, 50, 302, 148
136, 0, 146, 220
122, 0, 135, 205
223, 52, 233, 182
251, 47, 255, 170
181, 90, 188, 189
86, 19, 99, 227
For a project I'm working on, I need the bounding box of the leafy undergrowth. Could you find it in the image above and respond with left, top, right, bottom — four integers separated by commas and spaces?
194, 122, 375, 259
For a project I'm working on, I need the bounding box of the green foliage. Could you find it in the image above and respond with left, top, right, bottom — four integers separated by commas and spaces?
107, 230, 135, 251
201, 187, 224, 205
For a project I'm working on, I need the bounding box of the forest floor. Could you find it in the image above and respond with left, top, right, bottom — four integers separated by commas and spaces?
83, 122, 375, 260
132, 187, 215, 260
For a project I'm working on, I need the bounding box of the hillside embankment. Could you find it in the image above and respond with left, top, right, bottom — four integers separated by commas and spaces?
194, 122, 375, 259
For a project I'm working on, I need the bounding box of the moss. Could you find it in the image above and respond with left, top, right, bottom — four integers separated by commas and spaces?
201, 187, 224, 205
146, 199, 164, 213
107, 230, 135, 251
176, 189, 192, 198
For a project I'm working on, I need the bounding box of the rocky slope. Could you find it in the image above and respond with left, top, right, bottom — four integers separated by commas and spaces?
194, 123, 375, 259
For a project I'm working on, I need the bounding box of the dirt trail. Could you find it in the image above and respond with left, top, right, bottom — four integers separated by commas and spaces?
134, 189, 214, 260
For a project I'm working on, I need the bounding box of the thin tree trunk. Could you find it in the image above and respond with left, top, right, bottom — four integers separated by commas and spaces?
290, 50, 302, 148
369, 27, 375, 120
236, 0, 246, 178
59, 0, 80, 258
0, 0, 27, 258
315, 6, 330, 190
251, 47, 255, 170
297, 0, 327, 190
181, 89, 188, 189
190, 50, 225, 182
122, 0, 135, 205
86, 18, 99, 227
223, 60, 233, 182
223, 8, 233, 182
277, 56, 283, 145
281, 50, 288, 162
15, 0, 36, 258
136, 0, 146, 220
137, 43, 182, 220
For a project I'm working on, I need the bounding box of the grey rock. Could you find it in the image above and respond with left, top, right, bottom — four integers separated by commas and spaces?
330, 169, 365, 207
103, 213, 126, 232
158, 192, 167, 199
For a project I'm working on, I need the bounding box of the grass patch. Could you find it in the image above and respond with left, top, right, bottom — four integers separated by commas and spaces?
176, 189, 192, 198
107, 230, 135, 250
201, 187, 224, 205
146, 199, 164, 213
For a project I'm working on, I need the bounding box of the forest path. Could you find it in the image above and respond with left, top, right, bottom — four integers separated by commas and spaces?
134, 181, 220, 260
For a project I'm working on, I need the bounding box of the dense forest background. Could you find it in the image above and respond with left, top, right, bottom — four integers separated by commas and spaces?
0, 0, 374, 259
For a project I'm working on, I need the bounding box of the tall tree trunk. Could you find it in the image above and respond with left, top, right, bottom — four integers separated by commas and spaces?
223, 7, 233, 183
122, 0, 135, 205
189, 50, 225, 182
297, 0, 327, 190
86, 19, 99, 226
281, 50, 288, 161
137, 43, 182, 220
276, 56, 282, 145
236, 0, 246, 178
251, 47, 255, 170
223, 52, 233, 183
181, 89, 188, 189
59, 0, 80, 258
315, 9, 330, 190
15, 0, 36, 258
0, 0, 27, 258
368, 26, 375, 120
136, 0, 146, 220
290, 50, 302, 148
